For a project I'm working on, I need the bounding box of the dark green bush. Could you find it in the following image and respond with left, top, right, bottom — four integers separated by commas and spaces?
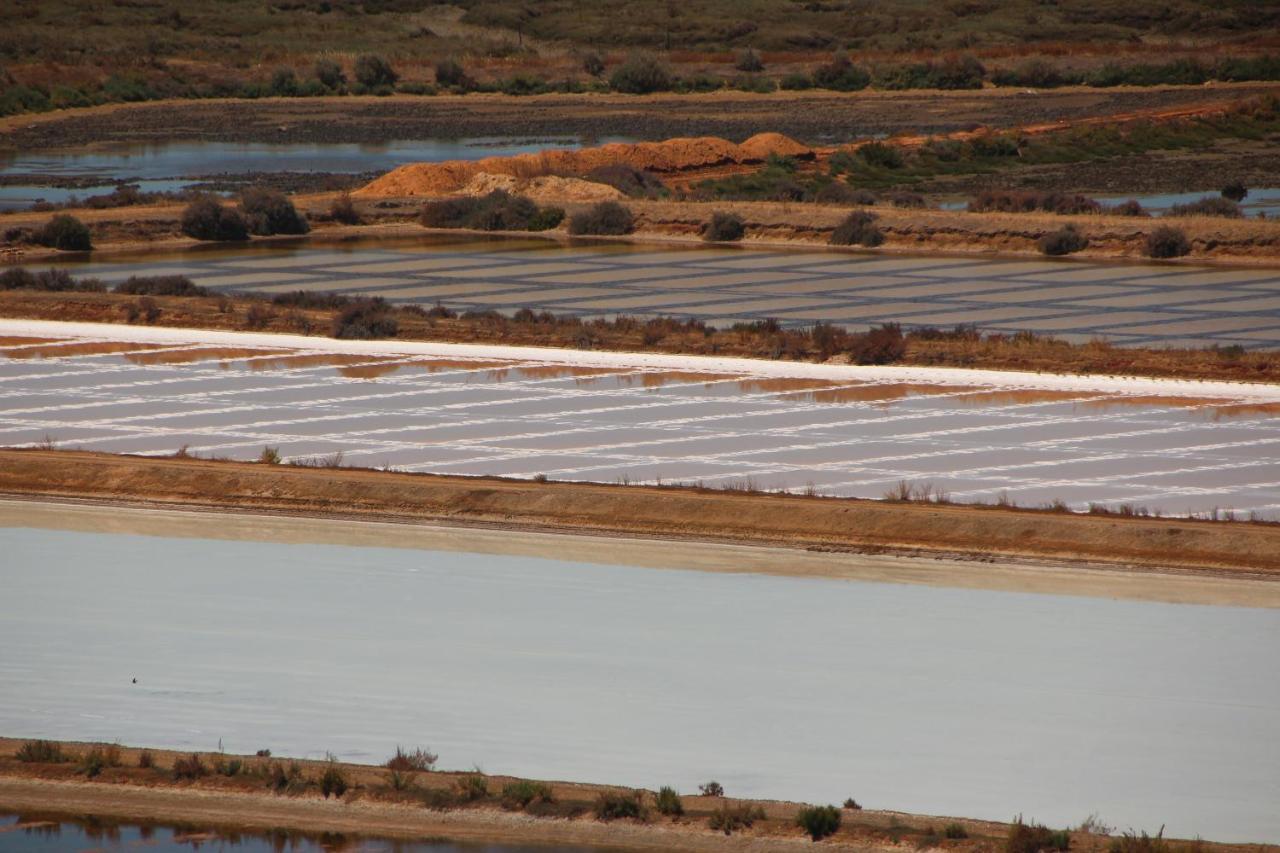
79, 744, 122, 778
969, 190, 1100, 215
654, 786, 684, 816
945, 822, 970, 839
240, 188, 310, 236
594, 790, 646, 820
1110, 200, 1149, 217
1039, 225, 1089, 256
332, 298, 399, 339
1221, 181, 1248, 202
610, 53, 674, 94
843, 797, 861, 809
1146, 226, 1191, 258
329, 193, 362, 225
114, 275, 208, 297
568, 201, 635, 235
704, 211, 746, 242
502, 780, 554, 808
0, 268, 105, 292
269, 67, 300, 97
354, 54, 398, 88
796, 805, 841, 841
138, 750, 155, 769
314, 57, 346, 91
856, 142, 903, 170
435, 58, 469, 88
1108, 829, 1170, 853
584, 164, 666, 197
780, 72, 813, 90
812, 53, 870, 91
33, 214, 92, 251
419, 191, 562, 232
830, 210, 884, 247
699, 780, 725, 796
181, 197, 250, 241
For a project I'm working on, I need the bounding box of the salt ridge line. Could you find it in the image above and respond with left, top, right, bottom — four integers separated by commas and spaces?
4, 318, 1280, 401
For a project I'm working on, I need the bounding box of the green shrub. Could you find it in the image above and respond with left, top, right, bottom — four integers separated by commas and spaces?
1146, 226, 1191, 258
699, 780, 725, 797
1006, 819, 1070, 853
709, 803, 765, 835
780, 72, 813, 90
1110, 200, 1149, 217
945, 822, 970, 839
843, 798, 861, 809
704, 211, 746, 242
138, 750, 155, 769
239, 188, 309, 236
355, 54, 398, 88
848, 323, 905, 364
797, 805, 842, 841
1039, 225, 1089, 256
172, 753, 207, 781
320, 764, 348, 798
830, 210, 884, 247
16, 740, 67, 763
812, 53, 870, 91
78, 744, 122, 778
856, 142, 903, 170
181, 197, 249, 241
876, 55, 985, 90
102, 74, 157, 103
528, 206, 566, 231
502, 779, 554, 808
115, 275, 207, 297
654, 785, 684, 816
258, 446, 282, 465
456, 774, 489, 801
0, 268, 105, 293
435, 58, 469, 88
0, 84, 52, 116
420, 190, 561, 232
269, 68, 300, 97
33, 214, 92, 251
314, 57, 346, 91
1221, 181, 1248, 202
568, 201, 635, 235
1108, 829, 1170, 853
584, 164, 666, 197
332, 298, 399, 339
610, 53, 674, 94
594, 790, 646, 820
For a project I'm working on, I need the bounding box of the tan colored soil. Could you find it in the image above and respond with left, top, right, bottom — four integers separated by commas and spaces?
355, 133, 813, 198
457, 172, 624, 202
2, 450, 1277, 577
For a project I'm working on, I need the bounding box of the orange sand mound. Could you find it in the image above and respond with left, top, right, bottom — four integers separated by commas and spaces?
356, 133, 813, 198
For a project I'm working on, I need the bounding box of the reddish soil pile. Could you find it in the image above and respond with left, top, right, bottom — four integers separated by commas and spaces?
356, 132, 813, 198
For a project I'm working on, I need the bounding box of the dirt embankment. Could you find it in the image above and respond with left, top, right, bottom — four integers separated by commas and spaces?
355, 133, 813, 198
2, 450, 1278, 576
0, 738, 1224, 853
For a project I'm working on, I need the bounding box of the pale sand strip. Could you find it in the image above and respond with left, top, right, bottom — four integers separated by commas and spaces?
4, 498, 1276, 609
4, 318, 1280, 400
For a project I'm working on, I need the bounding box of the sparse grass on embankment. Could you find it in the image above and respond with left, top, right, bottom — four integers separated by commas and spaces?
0, 737, 1245, 853
3, 449, 1279, 576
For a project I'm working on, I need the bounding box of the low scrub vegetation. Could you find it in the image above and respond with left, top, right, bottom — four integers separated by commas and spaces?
1146, 226, 1192, 258
171, 753, 207, 781
796, 804, 842, 841
568, 201, 635, 236
704, 211, 746, 242
1166, 197, 1242, 218
420, 191, 564, 232
609, 53, 674, 94
1, 267, 105, 293
708, 802, 766, 835
240, 188, 309, 236
455, 774, 490, 802
79, 743, 123, 778
115, 275, 208, 297
1039, 225, 1089, 256
16, 740, 68, 763
594, 789, 647, 820
654, 785, 684, 816
502, 780, 555, 809
319, 763, 348, 799
830, 211, 885, 247
32, 214, 92, 251
699, 780, 725, 796
969, 190, 1101, 215
1006, 819, 1071, 853
385, 746, 437, 772
331, 298, 399, 340
181, 197, 250, 242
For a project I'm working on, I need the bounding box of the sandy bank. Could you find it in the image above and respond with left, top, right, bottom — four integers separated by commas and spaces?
2, 450, 1278, 581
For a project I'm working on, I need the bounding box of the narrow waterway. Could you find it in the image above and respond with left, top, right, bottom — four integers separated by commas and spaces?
2, 524, 1277, 842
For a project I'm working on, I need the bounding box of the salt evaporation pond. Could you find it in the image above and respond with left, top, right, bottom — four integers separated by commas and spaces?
2, 524, 1277, 842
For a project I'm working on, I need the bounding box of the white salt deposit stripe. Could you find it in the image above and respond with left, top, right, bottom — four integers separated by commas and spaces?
3, 318, 1279, 401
